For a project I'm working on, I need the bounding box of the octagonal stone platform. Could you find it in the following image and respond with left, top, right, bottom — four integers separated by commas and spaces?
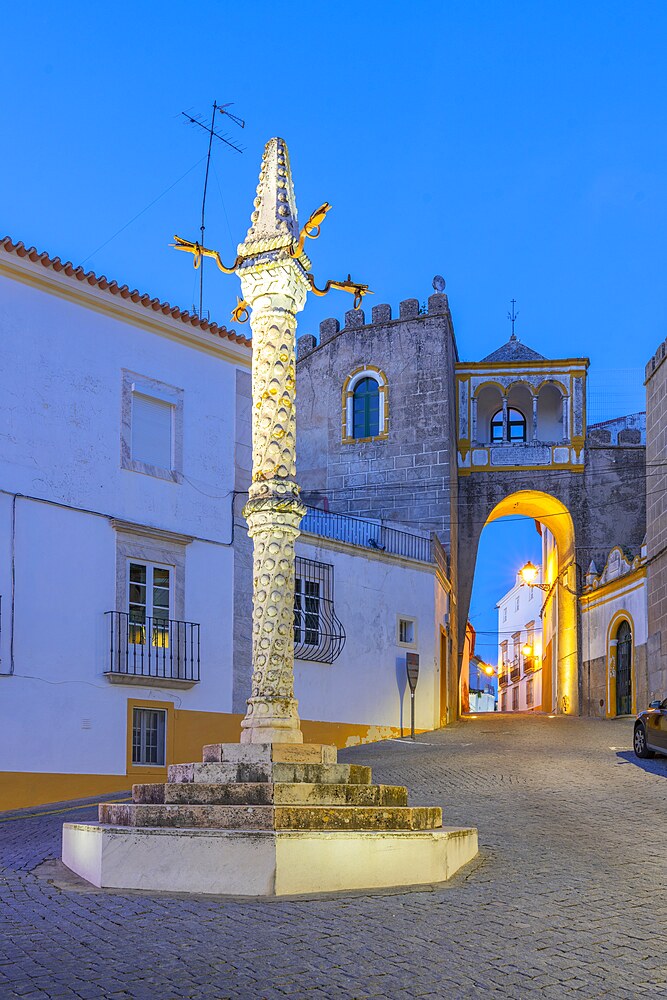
62, 742, 478, 896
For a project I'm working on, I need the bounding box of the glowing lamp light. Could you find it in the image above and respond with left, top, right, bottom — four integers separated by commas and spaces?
520, 561, 539, 586
522, 643, 533, 658
483, 664, 495, 676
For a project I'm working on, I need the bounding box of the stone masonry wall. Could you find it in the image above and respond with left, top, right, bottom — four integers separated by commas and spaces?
645, 341, 667, 699
296, 293, 458, 547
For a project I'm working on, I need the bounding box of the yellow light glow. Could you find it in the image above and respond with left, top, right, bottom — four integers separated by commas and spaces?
520, 561, 539, 585
483, 664, 495, 676
521, 643, 532, 657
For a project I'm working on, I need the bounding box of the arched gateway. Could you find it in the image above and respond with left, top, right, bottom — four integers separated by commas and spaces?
296, 294, 646, 719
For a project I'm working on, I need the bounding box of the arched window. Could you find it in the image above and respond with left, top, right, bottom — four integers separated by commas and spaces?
491, 407, 526, 443
342, 366, 389, 443
352, 378, 380, 438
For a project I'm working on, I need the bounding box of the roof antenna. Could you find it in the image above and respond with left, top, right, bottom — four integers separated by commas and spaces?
507, 298, 519, 340
181, 102, 245, 319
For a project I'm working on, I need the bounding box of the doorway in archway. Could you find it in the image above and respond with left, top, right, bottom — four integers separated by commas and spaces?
463, 490, 579, 717
615, 620, 632, 716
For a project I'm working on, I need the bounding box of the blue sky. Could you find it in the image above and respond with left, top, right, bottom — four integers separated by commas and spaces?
3, 3, 665, 657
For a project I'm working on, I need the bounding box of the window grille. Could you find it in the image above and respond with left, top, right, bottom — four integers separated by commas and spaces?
294, 557, 345, 664
512, 687, 519, 711
526, 678, 534, 707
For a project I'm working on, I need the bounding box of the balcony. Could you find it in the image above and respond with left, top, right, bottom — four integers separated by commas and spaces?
105, 611, 200, 688
509, 660, 521, 682
498, 671, 509, 688
300, 507, 433, 564
523, 655, 537, 674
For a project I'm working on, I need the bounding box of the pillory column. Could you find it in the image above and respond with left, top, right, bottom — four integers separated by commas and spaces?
238, 139, 309, 743
172, 136, 369, 745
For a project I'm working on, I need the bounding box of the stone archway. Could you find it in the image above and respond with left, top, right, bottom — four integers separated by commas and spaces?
459, 489, 579, 716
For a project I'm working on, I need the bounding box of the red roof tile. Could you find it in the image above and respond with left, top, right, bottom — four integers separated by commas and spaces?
0, 237, 252, 350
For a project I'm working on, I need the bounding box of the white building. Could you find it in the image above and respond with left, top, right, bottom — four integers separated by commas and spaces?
581, 543, 648, 718
497, 565, 545, 712
0, 238, 447, 810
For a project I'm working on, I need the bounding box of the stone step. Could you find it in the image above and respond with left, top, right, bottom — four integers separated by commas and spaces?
131, 782, 408, 807
202, 743, 337, 765
167, 761, 372, 786
100, 803, 442, 832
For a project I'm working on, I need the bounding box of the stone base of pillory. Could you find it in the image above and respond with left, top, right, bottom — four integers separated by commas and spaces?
62, 743, 478, 896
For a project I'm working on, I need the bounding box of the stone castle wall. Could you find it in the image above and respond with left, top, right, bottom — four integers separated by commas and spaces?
296, 293, 458, 549
645, 341, 667, 699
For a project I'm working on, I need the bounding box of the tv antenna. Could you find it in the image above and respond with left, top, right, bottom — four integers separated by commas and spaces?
507, 298, 519, 339
181, 102, 245, 318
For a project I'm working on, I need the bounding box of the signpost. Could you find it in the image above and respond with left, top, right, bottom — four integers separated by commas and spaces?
406, 652, 419, 740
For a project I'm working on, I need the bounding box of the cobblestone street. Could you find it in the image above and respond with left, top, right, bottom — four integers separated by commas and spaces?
1, 715, 666, 999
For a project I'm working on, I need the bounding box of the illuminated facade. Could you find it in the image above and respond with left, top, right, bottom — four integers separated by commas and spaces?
497, 568, 545, 713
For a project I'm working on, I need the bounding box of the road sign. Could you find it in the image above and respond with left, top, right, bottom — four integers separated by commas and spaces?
406, 653, 419, 739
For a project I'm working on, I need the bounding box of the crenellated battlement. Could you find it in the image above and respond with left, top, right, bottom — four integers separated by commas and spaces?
645, 337, 667, 381
297, 292, 451, 359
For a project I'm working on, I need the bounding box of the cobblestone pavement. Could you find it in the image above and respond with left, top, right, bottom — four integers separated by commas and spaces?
1, 715, 667, 999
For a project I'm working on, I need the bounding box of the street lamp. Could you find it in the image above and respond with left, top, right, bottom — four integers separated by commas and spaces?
519, 561, 550, 592
521, 643, 533, 658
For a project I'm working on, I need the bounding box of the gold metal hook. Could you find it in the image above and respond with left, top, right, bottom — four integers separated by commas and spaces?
231, 297, 250, 323
171, 235, 240, 274
290, 203, 332, 257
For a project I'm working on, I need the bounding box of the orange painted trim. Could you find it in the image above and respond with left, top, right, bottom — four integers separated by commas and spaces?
1, 708, 424, 811
0, 772, 133, 813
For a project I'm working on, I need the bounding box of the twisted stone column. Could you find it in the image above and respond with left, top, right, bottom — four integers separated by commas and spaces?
239, 264, 309, 744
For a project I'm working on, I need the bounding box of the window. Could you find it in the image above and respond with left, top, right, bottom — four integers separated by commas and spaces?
512, 687, 519, 711
491, 407, 527, 443
502, 607, 507, 623
515, 596, 520, 612
353, 378, 380, 438
132, 707, 166, 765
128, 561, 172, 646
293, 557, 345, 664
528, 585, 535, 601
132, 394, 173, 469
294, 576, 321, 646
526, 678, 534, 707
121, 371, 183, 482
342, 366, 388, 443
398, 617, 416, 646
501, 692, 506, 711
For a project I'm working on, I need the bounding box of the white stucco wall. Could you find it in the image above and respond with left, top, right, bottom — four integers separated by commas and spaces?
295, 537, 439, 732
0, 265, 248, 775
582, 578, 647, 662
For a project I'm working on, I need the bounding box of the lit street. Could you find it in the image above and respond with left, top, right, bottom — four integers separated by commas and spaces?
2, 715, 666, 999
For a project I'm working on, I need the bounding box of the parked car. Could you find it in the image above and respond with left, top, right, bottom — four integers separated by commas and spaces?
633, 699, 667, 758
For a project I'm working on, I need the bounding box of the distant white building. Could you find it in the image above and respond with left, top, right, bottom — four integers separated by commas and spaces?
0, 237, 448, 810
496, 560, 546, 712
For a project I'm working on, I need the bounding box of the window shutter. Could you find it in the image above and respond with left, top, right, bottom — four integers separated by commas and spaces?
132, 394, 173, 469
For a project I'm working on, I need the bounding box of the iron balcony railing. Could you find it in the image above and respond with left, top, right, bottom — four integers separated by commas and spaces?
105, 611, 200, 683
522, 655, 537, 674
301, 506, 432, 564
508, 659, 521, 682
498, 671, 509, 688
